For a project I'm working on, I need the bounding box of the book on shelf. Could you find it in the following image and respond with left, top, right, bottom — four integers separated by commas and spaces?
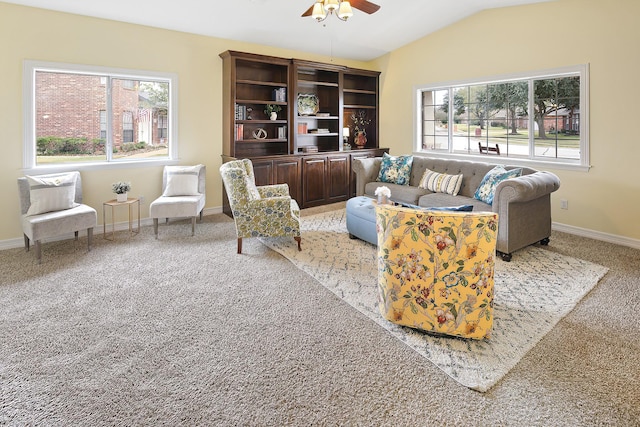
235, 124, 244, 140
273, 88, 286, 102
297, 123, 308, 134
235, 104, 247, 120
315, 112, 330, 117
308, 128, 330, 134
301, 146, 319, 153
277, 126, 287, 140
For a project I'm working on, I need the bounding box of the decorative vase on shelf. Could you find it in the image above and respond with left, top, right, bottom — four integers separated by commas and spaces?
270, 112, 278, 121
355, 131, 367, 148
116, 193, 128, 202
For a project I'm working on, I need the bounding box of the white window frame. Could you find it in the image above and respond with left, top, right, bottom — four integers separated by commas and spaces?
413, 64, 590, 172
23, 60, 179, 173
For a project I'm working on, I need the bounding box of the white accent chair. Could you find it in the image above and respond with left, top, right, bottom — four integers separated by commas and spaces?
149, 165, 206, 238
17, 171, 97, 264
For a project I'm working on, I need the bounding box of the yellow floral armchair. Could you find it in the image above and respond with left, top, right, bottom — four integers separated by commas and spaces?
376, 204, 498, 340
220, 159, 301, 254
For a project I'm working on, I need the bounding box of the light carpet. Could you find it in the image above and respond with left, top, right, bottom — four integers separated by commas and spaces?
260, 208, 609, 392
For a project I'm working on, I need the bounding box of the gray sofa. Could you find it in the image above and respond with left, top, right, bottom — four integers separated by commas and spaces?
352, 156, 561, 261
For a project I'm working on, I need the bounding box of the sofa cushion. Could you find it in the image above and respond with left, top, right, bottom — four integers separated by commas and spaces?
418, 193, 492, 212
474, 166, 522, 204
26, 172, 77, 216
365, 181, 429, 205
376, 153, 413, 185
418, 168, 464, 196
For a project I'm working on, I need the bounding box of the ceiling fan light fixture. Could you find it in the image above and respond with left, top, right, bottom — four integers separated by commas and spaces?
312, 1, 327, 21
337, 1, 353, 20
324, 0, 340, 12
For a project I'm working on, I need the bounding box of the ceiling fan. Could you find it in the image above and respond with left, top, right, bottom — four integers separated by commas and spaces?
302, 0, 381, 22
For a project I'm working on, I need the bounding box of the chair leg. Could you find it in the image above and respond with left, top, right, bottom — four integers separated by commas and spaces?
295, 236, 301, 251
35, 240, 42, 264
237, 238, 242, 254
199, 210, 203, 222
191, 217, 196, 236
74, 231, 79, 241
24, 234, 30, 252
165, 218, 169, 224
153, 218, 159, 239
87, 228, 93, 251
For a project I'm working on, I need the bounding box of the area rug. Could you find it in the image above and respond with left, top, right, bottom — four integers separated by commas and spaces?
260, 209, 609, 392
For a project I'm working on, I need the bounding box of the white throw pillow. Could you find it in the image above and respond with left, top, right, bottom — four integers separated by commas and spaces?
26, 172, 77, 216
163, 165, 202, 196
418, 168, 464, 196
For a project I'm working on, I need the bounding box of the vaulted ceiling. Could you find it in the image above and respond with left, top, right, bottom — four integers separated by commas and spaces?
3, 0, 555, 61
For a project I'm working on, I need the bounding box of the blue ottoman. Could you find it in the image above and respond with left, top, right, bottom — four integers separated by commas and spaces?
346, 196, 378, 245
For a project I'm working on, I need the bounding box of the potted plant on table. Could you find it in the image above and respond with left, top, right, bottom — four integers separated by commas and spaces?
112, 181, 131, 202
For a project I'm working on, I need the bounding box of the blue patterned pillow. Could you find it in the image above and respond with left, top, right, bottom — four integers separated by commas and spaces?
474, 166, 522, 204
376, 153, 413, 185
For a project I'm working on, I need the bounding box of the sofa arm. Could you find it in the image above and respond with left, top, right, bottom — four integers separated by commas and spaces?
493, 171, 561, 207
352, 157, 382, 196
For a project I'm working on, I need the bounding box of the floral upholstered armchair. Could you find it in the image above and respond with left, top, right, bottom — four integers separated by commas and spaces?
219, 159, 301, 254
375, 204, 498, 340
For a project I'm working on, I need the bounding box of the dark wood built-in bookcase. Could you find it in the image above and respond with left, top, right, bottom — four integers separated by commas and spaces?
220, 50, 387, 212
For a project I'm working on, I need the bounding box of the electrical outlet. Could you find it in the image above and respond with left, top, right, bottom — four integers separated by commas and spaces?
560, 199, 568, 210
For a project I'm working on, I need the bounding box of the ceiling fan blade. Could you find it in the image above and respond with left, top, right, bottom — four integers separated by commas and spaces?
301, 4, 315, 17
350, 0, 381, 14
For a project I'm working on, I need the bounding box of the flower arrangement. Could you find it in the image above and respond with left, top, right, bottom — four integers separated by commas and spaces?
264, 104, 282, 116
112, 181, 131, 195
375, 186, 391, 204
350, 110, 371, 135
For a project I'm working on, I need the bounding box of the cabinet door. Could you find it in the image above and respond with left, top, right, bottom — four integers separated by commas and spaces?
326, 154, 350, 203
251, 159, 274, 186
302, 157, 327, 208
273, 158, 301, 203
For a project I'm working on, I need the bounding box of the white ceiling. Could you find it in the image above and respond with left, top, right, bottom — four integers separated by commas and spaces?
4, 0, 554, 61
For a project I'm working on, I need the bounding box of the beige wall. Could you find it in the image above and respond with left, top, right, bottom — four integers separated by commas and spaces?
0, 2, 371, 242
373, 0, 640, 244
2, 0, 639, 246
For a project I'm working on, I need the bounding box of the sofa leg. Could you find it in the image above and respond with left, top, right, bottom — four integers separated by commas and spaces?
349, 233, 357, 240
540, 237, 550, 246
24, 234, 30, 252
295, 236, 301, 251
498, 251, 512, 262
74, 231, 79, 241
237, 238, 242, 254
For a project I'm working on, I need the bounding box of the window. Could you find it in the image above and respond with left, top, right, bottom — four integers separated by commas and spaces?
24, 61, 178, 169
99, 110, 107, 140
157, 114, 168, 140
122, 111, 134, 143
415, 65, 589, 170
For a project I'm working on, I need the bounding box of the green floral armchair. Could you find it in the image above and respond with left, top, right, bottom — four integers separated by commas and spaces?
220, 159, 302, 254
376, 204, 498, 340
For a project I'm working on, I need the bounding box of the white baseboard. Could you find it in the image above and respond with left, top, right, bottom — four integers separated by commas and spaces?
552, 222, 640, 250
2, 211, 636, 252
0, 206, 224, 251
